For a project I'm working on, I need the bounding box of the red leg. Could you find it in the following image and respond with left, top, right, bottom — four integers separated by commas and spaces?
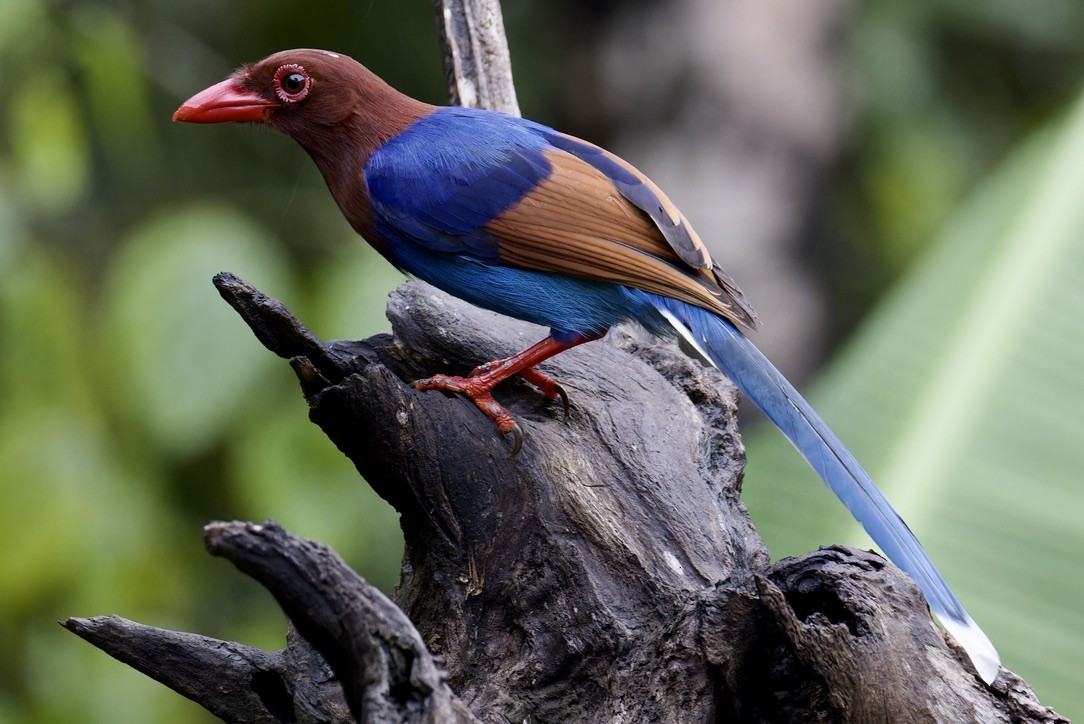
413, 333, 598, 454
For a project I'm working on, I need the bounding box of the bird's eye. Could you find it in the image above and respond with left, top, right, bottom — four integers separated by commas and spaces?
273, 64, 312, 103
283, 73, 305, 93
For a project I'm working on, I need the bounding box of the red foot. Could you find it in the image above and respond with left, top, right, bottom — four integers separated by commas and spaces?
413, 373, 526, 455
471, 359, 570, 419
412, 333, 599, 455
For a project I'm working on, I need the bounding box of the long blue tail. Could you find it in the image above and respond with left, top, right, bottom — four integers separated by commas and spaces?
647, 294, 999, 683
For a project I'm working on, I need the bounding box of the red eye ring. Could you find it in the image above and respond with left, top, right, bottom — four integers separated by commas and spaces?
273, 64, 312, 103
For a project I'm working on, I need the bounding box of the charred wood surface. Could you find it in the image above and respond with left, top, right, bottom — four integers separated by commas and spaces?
67, 276, 1064, 721
66, 275, 1061, 722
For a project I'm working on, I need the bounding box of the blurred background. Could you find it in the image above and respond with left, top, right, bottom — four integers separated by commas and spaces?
2, 0, 1084, 720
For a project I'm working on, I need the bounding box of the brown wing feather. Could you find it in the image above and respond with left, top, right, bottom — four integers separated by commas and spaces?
488, 149, 759, 329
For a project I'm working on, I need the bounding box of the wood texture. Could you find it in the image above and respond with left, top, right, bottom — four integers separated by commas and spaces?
66, 276, 1064, 721
431, 0, 519, 115
65, 519, 476, 723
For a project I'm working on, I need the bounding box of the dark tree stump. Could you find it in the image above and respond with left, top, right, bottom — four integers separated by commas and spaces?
66, 274, 1064, 722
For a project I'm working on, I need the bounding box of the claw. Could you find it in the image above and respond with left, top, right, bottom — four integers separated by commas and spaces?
515, 366, 571, 417
507, 421, 524, 457
553, 383, 570, 420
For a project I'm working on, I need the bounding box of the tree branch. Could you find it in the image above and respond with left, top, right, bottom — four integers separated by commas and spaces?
431, 0, 520, 114
62, 615, 301, 723
66, 276, 1064, 721
203, 520, 477, 723
255, 277, 1070, 720
64, 519, 475, 723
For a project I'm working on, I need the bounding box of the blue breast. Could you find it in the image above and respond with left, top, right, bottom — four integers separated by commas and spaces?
386, 240, 660, 341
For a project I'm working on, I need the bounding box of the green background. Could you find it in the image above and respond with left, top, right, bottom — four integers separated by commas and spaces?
2, 0, 1083, 720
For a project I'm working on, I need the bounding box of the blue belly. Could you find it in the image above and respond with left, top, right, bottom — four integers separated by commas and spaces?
387, 241, 661, 341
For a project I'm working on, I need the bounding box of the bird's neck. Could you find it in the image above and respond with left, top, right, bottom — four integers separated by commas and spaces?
293, 82, 434, 250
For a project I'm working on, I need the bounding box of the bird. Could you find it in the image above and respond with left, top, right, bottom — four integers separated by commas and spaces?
174, 48, 1000, 684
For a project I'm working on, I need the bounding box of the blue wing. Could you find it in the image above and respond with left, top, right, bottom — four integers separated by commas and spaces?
365, 107, 552, 261
364, 106, 758, 329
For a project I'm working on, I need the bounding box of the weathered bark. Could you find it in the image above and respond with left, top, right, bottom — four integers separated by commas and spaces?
65, 518, 476, 723
63, 610, 354, 723
65, 272, 1063, 721
431, 0, 519, 114
67, 274, 1062, 722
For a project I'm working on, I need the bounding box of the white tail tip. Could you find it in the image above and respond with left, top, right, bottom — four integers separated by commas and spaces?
940, 614, 1000, 684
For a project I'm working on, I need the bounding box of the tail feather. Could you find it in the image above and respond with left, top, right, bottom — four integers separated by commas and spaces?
649, 294, 1000, 684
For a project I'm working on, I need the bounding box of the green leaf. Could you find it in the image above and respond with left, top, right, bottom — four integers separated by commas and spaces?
229, 397, 404, 597
100, 204, 292, 457
72, 4, 158, 172
0, 0, 45, 57
309, 239, 406, 341
0, 179, 26, 278
743, 90, 1084, 716
9, 69, 90, 211
0, 248, 95, 415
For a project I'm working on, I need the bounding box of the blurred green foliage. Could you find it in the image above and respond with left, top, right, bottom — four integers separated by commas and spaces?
1, 0, 1083, 721
825, 0, 1084, 338
748, 2, 1084, 718
746, 101, 1084, 718
0, 2, 443, 721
